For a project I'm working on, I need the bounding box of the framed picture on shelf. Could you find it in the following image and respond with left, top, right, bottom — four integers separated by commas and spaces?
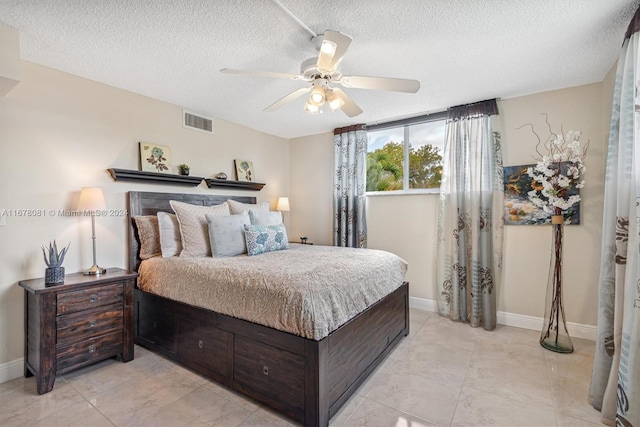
234, 159, 255, 182
140, 142, 172, 174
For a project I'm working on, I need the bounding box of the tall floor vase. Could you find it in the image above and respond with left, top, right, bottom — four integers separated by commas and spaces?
540, 214, 574, 353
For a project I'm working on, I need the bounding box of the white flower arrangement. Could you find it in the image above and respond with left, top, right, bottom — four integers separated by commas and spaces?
522, 120, 587, 216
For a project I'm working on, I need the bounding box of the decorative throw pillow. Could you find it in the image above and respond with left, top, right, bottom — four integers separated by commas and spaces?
244, 224, 289, 256
157, 212, 182, 257
227, 199, 270, 215
169, 200, 230, 257
206, 212, 250, 257
133, 215, 161, 259
248, 210, 282, 226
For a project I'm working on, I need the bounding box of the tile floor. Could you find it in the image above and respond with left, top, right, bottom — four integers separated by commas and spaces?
1, 309, 602, 427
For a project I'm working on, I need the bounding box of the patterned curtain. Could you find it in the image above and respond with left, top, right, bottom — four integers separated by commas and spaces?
589, 8, 640, 426
435, 99, 503, 330
333, 125, 367, 248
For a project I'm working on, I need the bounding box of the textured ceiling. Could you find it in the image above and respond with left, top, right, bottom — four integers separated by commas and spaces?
0, 0, 638, 139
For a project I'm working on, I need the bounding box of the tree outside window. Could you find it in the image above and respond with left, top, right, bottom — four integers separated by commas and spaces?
367, 119, 445, 192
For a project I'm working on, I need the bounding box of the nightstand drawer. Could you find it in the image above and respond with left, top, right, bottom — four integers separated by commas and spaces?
56, 330, 123, 374
57, 303, 123, 346
57, 283, 123, 315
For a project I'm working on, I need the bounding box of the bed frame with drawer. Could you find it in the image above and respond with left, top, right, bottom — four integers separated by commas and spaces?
128, 191, 409, 427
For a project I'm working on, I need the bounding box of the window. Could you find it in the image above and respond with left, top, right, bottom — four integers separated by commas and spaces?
366, 112, 446, 192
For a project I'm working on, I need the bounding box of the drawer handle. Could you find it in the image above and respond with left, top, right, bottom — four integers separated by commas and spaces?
88, 320, 97, 328
198, 340, 203, 349
88, 344, 96, 354
89, 294, 97, 303
263, 365, 269, 376
153, 321, 157, 329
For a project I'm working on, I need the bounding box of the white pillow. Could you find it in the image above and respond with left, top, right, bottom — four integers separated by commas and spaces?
169, 200, 230, 257
227, 199, 270, 215
206, 212, 250, 257
249, 210, 283, 226
157, 212, 182, 257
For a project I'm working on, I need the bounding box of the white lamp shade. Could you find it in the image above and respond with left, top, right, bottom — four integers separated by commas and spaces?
78, 187, 106, 211
276, 197, 290, 212
326, 89, 345, 111
304, 100, 320, 114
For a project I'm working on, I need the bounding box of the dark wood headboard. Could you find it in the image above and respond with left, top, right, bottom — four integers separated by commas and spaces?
127, 191, 257, 272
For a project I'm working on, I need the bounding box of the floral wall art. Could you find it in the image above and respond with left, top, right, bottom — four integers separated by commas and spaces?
139, 142, 172, 173
503, 162, 581, 225
234, 159, 255, 182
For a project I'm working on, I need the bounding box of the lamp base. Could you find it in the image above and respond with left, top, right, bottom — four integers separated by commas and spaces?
83, 265, 107, 275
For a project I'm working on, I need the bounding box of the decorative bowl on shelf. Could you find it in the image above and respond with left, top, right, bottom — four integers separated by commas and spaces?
215, 172, 227, 180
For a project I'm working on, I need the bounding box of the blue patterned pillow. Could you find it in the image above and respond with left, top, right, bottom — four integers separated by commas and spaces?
244, 224, 289, 256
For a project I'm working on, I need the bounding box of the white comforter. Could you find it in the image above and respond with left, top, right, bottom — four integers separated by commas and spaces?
138, 244, 407, 340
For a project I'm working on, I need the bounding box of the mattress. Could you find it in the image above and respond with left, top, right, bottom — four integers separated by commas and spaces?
137, 244, 407, 340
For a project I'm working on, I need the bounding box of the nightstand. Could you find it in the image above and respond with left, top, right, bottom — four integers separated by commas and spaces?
19, 268, 137, 394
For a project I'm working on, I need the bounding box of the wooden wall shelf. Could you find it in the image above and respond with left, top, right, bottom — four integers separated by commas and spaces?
205, 179, 265, 191
108, 168, 265, 191
108, 168, 204, 187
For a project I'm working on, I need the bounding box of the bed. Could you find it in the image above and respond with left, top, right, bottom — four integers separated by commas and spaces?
127, 191, 409, 426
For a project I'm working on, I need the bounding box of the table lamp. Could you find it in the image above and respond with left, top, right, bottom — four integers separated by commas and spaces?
276, 197, 290, 221
78, 187, 107, 275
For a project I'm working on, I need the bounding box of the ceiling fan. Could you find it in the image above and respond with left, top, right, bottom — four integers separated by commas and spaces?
221, 31, 420, 118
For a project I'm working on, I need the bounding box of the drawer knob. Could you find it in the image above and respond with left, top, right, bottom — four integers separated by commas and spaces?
88, 320, 97, 328
88, 344, 96, 354
153, 321, 157, 329
198, 340, 203, 349
89, 294, 97, 303
263, 365, 269, 376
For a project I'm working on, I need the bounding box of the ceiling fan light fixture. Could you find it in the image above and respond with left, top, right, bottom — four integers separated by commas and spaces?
320, 40, 337, 56
326, 89, 344, 111
304, 100, 320, 114
222, 29, 417, 118
309, 85, 325, 106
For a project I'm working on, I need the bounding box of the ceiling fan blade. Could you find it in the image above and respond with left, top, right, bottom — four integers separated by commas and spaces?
221, 68, 307, 81
332, 88, 363, 117
263, 87, 311, 112
339, 75, 420, 93
316, 31, 352, 73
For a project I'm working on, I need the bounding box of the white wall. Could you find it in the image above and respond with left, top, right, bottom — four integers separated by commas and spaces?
289, 132, 334, 246
367, 194, 439, 301
290, 81, 612, 328
0, 62, 289, 366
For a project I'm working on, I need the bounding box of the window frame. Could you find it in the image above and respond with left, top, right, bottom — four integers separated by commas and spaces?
366, 110, 447, 195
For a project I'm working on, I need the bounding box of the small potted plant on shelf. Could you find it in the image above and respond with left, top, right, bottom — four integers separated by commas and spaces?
42, 240, 70, 285
178, 164, 190, 176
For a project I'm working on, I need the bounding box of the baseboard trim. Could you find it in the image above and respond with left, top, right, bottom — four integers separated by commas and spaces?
408, 296, 437, 312
0, 357, 23, 384
409, 296, 596, 341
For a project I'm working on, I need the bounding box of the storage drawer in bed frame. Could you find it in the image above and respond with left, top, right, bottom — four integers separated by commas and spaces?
134, 282, 409, 426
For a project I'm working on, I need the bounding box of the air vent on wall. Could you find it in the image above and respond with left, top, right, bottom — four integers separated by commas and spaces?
183, 110, 214, 134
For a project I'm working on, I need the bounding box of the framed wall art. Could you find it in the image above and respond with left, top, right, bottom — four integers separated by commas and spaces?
503, 162, 581, 225
234, 159, 255, 182
140, 142, 172, 174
